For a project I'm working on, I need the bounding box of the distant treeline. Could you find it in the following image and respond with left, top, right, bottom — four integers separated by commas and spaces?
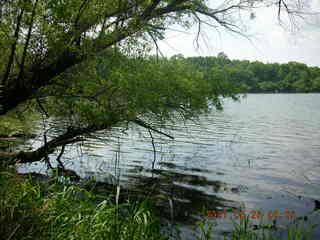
182, 53, 320, 93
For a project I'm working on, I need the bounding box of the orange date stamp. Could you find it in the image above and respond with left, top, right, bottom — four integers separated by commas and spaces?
207, 209, 296, 220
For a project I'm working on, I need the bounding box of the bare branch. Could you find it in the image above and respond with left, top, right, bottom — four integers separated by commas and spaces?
133, 118, 174, 139
148, 129, 157, 170
56, 145, 66, 169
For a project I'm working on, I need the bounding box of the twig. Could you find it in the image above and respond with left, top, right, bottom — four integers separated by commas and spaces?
148, 129, 157, 170
133, 118, 174, 140
7, 224, 20, 240
36, 97, 49, 118
43, 131, 53, 169
56, 145, 66, 169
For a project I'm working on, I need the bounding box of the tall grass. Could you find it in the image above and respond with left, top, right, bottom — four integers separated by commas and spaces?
0, 170, 164, 240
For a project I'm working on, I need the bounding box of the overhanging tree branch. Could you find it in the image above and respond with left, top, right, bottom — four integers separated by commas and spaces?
0, 0, 309, 117
2, 122, 117, 165
133, 118, 174, 139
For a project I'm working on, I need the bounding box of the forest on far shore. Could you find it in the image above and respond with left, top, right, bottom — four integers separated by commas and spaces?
183, 53, 320, 93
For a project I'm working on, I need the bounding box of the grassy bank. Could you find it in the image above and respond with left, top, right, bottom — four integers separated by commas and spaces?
0, 170, 164, 240
0, 170, 317, 240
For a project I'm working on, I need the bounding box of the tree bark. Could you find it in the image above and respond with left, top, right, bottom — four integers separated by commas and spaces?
2, 8, 24, 86
0, 120, 118, 166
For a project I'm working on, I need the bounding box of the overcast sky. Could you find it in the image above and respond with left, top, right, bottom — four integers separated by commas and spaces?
155, 0, 320, 67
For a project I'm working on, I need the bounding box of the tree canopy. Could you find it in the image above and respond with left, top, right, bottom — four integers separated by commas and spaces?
185, 54, 320, 93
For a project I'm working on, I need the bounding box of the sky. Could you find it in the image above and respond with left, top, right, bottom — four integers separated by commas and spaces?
155, 0, 320, 67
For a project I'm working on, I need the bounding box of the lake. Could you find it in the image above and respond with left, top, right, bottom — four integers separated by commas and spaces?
19, 94, 320, 239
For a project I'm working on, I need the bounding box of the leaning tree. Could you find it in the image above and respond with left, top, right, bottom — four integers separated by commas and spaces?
0, 0, 310, 168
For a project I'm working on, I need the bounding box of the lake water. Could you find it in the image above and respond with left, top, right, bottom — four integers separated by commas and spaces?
20, 94, 320, 238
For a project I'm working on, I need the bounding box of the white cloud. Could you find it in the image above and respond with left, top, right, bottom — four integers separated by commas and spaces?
155, 1, 320, 67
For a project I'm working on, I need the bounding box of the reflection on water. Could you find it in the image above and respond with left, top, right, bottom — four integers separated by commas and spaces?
123, 171, 235, 224
19, 94, 320, 238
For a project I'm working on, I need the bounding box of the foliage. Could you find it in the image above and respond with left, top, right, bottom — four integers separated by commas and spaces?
0, 170, 165, 240
185, 55, 320, 93
42, 53, 240, 129
0, 0, 309, 113
0, 109, 38, 137
0, 109, 38, 152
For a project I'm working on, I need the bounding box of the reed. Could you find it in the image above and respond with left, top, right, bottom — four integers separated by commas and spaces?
0, 170, 164, 240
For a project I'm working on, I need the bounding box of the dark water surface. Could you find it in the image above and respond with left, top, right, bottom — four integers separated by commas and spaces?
20, 94, 320, 238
